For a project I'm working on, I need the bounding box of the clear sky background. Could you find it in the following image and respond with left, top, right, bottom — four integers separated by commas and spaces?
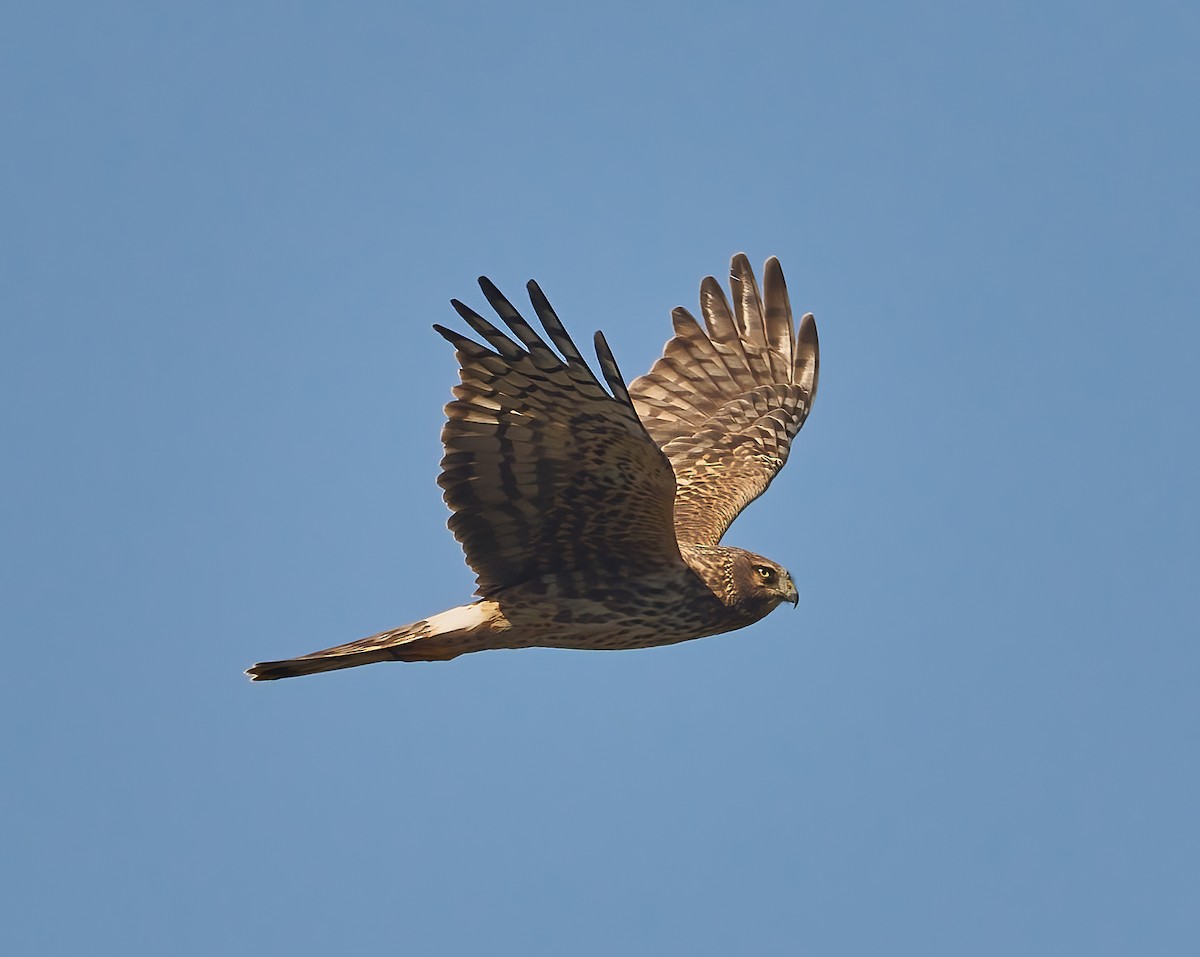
3, 2, 1197, 954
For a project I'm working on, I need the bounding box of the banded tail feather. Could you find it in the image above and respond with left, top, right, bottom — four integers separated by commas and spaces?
246, 603, 505, 680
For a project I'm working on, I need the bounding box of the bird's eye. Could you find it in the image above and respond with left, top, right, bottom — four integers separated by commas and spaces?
754, 565, 776, 583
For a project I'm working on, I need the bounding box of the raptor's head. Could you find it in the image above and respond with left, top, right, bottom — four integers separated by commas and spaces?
730, 549, 799, 612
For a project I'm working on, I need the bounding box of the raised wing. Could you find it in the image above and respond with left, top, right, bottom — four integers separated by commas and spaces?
436, 278, 682, 597
628, 254, 819, 546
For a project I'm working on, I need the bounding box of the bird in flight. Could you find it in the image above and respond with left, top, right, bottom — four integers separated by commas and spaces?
247, 254, 819, 680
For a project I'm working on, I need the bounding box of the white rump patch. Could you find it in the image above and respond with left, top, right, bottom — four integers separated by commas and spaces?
427, 602, 503, 635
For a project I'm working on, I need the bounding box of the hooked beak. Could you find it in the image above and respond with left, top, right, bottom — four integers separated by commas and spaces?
784, 575, 799, 608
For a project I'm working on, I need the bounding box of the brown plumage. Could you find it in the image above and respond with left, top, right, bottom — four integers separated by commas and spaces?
246, 254, 819, 681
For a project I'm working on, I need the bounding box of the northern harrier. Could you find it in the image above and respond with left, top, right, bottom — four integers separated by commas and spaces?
247, 254, 819, 680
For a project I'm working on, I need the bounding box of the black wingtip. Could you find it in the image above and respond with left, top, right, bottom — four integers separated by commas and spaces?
796, 312, 819, 400
525, 279, 552, 318
477, 276, 502, 300
477, 276, 521, 320
592, 330, 633, 405
798, 311, 819, 351
763, 256, 785, 289
433, 322, 487, 356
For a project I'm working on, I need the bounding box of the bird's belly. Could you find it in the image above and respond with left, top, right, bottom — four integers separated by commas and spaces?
492, 574, 742, 651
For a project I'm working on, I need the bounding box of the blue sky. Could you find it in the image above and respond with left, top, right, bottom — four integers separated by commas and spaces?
3, 1, 1197, 954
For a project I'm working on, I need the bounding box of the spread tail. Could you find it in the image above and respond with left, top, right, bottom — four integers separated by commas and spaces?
246, 602, 505, 681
